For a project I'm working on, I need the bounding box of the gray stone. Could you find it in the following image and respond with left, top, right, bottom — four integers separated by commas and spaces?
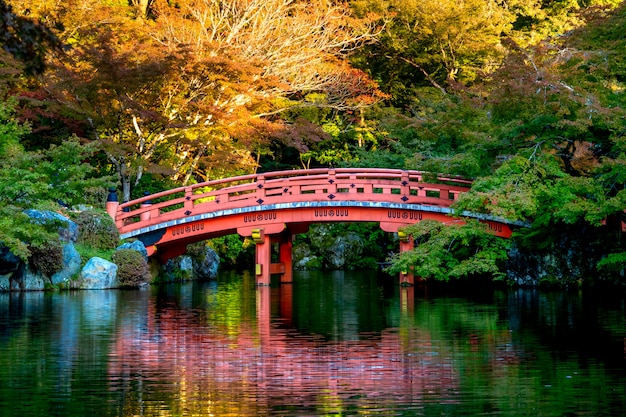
20, 264, 46, 291
51, 243, 82, 285
180, 256, 193, 273
326, 232, 364, 270
116, 240, 148, 260
307, 224, 364, 270
0, 274, 9, 291
24, 209, 79, 242
163, 255, 194, 281
78, 257, 119, 289
0, 245, 21, 275
192, 246, 220, 279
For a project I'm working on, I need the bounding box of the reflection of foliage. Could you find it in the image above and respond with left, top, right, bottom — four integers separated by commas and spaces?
387, 220, 511, 281
205, 272, 257, 338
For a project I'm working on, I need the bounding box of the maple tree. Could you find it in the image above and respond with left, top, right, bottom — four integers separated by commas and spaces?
351, 0, 513, 99
378, 1, 626, 282
12, 0, 384, 201
0, 0, 63, 75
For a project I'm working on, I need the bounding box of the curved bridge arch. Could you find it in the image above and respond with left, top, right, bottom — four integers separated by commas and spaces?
109, 168, 516, 285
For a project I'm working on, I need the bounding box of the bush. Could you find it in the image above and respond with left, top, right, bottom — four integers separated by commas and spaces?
112, 249, 150, 287
72, 210, 119, 250
28, 241, 64, 277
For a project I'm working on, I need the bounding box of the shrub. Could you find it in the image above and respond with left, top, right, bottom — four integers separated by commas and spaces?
72, 210, 119, 250
112, 249, 150, 287
28, 241, 64, 277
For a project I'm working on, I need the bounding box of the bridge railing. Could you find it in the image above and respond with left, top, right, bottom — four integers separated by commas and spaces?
114, 168, 472, 233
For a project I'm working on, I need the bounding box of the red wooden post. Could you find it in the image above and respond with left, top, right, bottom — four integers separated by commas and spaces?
256, 175, 266, 202
184, 187, 193, 213
253, 228, 271, 285
279, 237, 293, 283
327, 169, 337, 194
401, 171, 410, 197
140, 191, 152, 221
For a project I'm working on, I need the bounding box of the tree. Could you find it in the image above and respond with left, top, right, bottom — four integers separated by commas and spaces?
351, 0, 513, 100
0, 98, 112, 260
22, 0, 384, 201
386, 219, 511, 281
0, 0, 63, 74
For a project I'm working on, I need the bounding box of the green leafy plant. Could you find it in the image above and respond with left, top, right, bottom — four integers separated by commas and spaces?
207, 235, 254, 269
72, 210, 120, 250
112, 249, 149, 287
386, 219, 511, 281
28, 241, 64, 277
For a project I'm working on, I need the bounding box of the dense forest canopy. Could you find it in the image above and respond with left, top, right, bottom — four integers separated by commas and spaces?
0, 0, 625, 282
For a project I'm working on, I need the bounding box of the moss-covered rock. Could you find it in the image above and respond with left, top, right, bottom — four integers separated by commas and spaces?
73, 210, 119, 250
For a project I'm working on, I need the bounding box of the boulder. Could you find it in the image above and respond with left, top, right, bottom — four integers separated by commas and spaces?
308, 224, 364, 270
325, 232, 364, 270
51, 243, 82, 286
116, 240, 148, 260
24, 209, 79, 243
78, 257, 119, 289
163, 255, 194, 281
192, 246, 220, 279
19, 264, 46, 291
0, 245, 21, 275
0, 274, 9, 291
293, 243, 322, 270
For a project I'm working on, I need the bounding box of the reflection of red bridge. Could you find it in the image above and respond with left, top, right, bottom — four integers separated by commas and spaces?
108, 286, 462, 415
107, 168, 516, 285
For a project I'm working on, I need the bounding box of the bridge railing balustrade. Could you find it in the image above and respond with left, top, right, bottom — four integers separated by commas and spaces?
114, 169, 472, 232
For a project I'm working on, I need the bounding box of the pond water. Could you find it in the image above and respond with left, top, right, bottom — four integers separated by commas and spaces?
0, 270, 625, 416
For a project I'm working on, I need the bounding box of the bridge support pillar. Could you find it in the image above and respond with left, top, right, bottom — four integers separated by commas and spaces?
253, 229, 272, 286
398, 231, 415, 286
252, 228, 294, 286
278, 236, 293, 284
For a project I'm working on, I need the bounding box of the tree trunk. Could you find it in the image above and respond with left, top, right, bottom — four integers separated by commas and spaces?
132, 0, 153, 19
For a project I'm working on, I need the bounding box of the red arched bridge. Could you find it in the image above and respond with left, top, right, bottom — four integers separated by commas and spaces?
107, 168, 516, 285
